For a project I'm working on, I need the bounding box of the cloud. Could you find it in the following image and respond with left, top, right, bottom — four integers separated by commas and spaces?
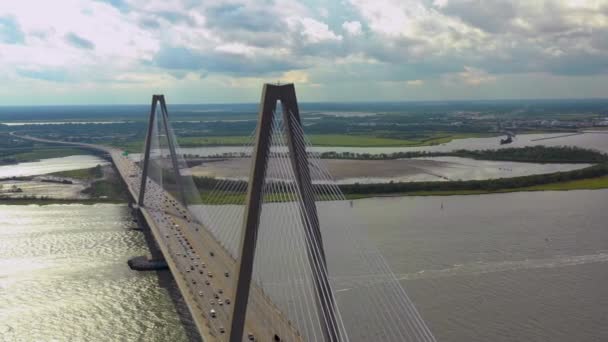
2, 0, 608, 103
342, 21, 362, 36
17, 68, 70, 82
64, 32, 95, 50
0, 15, 25, 44
154, 46, 203, 70
281, 70, 310, 83
154, 10, 196, 26
94, 0, 130, 12
153, 45, 302, 75
438, 0, 518, 33
139, 18, 161, 29
443, 66, 497, 86
205, 4, 282, 32
286, 17, 343, 43
349, 0, 608, 77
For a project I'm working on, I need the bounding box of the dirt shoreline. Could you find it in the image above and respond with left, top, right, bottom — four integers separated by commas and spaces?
186, 157, 590, 183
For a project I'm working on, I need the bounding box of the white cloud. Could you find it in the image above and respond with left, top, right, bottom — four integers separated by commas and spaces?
443, 66, 497, 85
0, 0, 158, 83
342, 21, 362, 36
349, 0, 487, 58
214, 43, 255, 56
287, 17, 343, 43
281, 70, 310, 83
406, 79, 424, 86
1, 0, 608, 103
433, 0, 449, 8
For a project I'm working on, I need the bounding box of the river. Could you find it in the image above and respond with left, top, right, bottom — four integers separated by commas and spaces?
0, 204, 197, 341
0, 155, 109, 178
353, 190, 608, 342
2, 130, 608, 341
127, 131, 608, 158
2, 190, 608, 341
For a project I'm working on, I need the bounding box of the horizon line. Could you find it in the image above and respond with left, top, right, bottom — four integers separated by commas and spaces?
2, 96, 608, 108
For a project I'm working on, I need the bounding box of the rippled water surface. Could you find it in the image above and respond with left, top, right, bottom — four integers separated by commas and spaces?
3, 189, 608, 341
352, 190, 608, 342
0, 204, 194, 342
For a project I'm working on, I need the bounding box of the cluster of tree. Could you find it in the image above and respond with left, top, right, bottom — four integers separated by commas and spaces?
0, 133, 34, 164
41, 179, 73, 185
319, 146, 608, 164
450, 146, 608, 163
0, 195, 44, 200
319, 150, 444, 160
339, 163, 608, 195
90, 164, 104, 178
0, 157, 17, 165
0, 184, 23, 193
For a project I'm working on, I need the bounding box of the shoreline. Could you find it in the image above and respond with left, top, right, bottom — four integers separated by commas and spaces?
344, 175, 608, 199
0, 198, 126, 205
2, 173, 608, 206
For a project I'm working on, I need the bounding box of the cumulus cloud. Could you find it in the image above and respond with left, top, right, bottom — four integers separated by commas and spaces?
1, 0, 608, 103
0, 15, 25, 44
443, 66, 497, 85
17, 68, 70, 82
65, 32, 95, 50
153, 44, 302, 75
94, 0, 130, 12
342, 21, 362, 36
287, 17, 343, 43
281, 70, 310, 83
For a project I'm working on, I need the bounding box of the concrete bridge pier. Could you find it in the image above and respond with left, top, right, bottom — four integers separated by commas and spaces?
128, 208, 169, 271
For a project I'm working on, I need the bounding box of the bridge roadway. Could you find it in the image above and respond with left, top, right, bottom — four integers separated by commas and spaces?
12, 133, 303, 342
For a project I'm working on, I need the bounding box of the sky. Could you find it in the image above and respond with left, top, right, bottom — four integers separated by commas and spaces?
1, 0, 608, 105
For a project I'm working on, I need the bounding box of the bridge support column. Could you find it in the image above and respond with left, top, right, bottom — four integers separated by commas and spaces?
138, 94, 188, 207
131, 94, 185, 272
230, 83, 342, 342
128, 210, 168, 271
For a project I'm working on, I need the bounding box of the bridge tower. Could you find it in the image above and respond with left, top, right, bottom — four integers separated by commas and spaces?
133, 85, 436, 342
229, 83, 343, 342
132, 94, 187, 270
138, 94, 187, 207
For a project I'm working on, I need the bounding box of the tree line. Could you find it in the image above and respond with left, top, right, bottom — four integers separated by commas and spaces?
319, 146, 608, 163
339, 163, 608, 195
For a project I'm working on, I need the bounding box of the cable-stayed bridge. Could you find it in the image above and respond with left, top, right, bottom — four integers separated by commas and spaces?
14, 84, 436, 342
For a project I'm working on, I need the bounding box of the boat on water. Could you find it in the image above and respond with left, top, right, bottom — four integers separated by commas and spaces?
500, 134, 513, 145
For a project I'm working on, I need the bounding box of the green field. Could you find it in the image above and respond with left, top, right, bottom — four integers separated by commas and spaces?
308, 134, 419, 147
520, 175, 608, 191
352, 175, 608, 198
178, 136, 254, 147
82, 179, 128, 201
115, 133, 492, 151
198, 175, 608, 204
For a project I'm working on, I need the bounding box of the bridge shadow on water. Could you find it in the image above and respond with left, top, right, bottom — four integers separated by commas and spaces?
154, 269, 203, 342
133, 208, 202, 342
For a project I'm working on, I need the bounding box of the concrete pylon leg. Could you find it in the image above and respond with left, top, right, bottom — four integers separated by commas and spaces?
130, 94, 171, 272
229, 83, 342, 342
